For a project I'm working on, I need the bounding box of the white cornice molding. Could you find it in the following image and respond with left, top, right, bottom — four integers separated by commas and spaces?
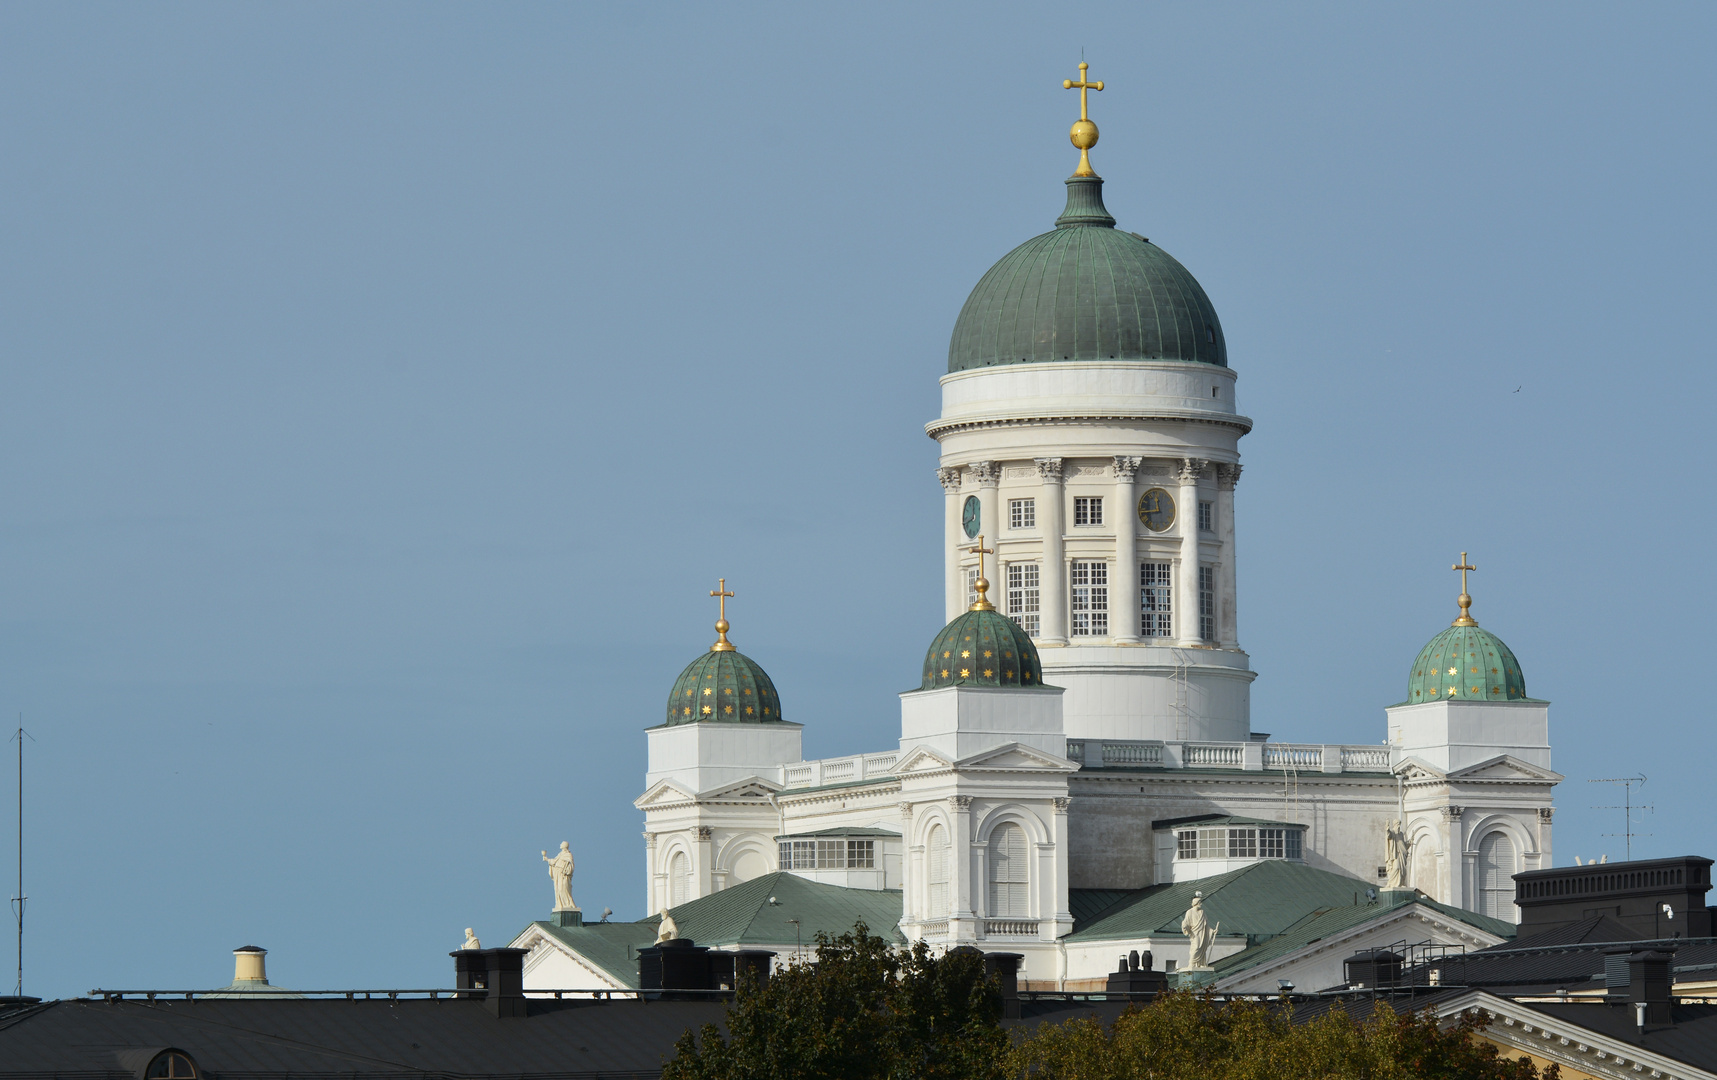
1437, 991, 1715, 1080
926, 411, 1255, 440
1213, 903, 1505, 989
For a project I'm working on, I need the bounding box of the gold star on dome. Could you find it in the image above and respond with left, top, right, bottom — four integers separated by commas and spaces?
1470, 666, 1479, 674
683, 707, 691, 715
701, 705, 712, 715
941, 669, 950, 678
746, 705, 755, 714
1005, 670, 1014, 678
984, 669, 993, 678
983, 650, 992, 658
703, 687, 713, 696
960, 668, 970, 677
961, 650, 971, 658
1470, 687, 1479, 694
1447, 667, 1457, 677
724, 705, 733, 715
943, 650, 951, 659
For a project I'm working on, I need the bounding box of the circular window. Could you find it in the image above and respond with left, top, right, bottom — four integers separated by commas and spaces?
146, 1050, 198, 1078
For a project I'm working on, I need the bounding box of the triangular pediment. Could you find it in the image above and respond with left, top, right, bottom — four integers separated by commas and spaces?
892, 746, 954, 774
1448, 754, 1562, 783
633, 778, 698, 810
957, 741, 1079, 772
700, 777, 782, 800
1394, 755, 1448, 782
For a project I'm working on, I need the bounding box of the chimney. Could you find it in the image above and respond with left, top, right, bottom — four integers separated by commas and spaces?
450, 948, 528, 1018
232, 946, 268, 986
638, 938, 714, 999
1621, 949, 1675, 1028
982, 952, 1024, 1019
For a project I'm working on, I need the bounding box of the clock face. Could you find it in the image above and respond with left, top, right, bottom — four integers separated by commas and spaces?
1137, 488, 1176, 532
962, 495, 981, 538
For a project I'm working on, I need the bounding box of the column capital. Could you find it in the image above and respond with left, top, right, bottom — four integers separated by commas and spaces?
899, 801, 914, 820
1215, 463, 1243, 490
694, 826, 714, 841
970, 461, 1000, 487
949, 794, 973, 811
1537, 806, 1554, 822
937, 466, 963, 493
1441, 805, 1465, 821
1112, 455, 1141, 483
1034, 457, 1064, 483
1177, 457, 1208, 484
1052, 796, 1072, 814
643, 831, 658, 847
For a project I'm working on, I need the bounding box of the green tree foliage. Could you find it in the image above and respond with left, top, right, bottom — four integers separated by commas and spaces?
1013, 992, 1558, 1080
662, 922, 1011, 1080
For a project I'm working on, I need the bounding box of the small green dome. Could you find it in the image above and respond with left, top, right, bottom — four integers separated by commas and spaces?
921, 607, 1044, 691
947, 177, 1227, 374
1406, 625, 1527, 705
665, 647, 783, 725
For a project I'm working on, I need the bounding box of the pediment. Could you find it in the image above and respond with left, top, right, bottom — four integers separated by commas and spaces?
633, 779, 698, 810
701, 777, 781, 800
957, 741, 1079, 772
892, 746, 954, 774
1394, 756, 1448, 782
1448, 754, 1562, 782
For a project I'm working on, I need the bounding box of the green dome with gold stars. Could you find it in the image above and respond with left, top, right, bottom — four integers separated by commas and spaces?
666, 647, 783, 725
1405, 624, 1527, 705
921, 607, 1044, 691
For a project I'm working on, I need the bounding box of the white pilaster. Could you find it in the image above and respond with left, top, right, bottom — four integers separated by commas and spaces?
1050, 796, 1073, 939
1036, 458, 1067, 645
940, 467, 963, 622
1216, 464, 1241, 648
1177, 458, 1207, 645
694, 826, 713, 897
1111, 457, 1142, 644
950, 795, 975, 939
1445, 805, 1467, 911
973, 461, 1001, 596
643, 831, 658, 916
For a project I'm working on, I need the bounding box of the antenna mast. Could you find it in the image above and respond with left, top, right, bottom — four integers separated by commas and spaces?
1589, 775, 1652, 861
8, 724, 29, 999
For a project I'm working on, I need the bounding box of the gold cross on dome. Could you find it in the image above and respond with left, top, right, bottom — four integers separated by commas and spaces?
1062, 61, 1105, 178
710, 578, 737, 652
1451, 553, 1478, 627
966, 535, 996, 612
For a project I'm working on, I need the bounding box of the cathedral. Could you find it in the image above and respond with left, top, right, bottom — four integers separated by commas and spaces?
512, 66, 1560, 994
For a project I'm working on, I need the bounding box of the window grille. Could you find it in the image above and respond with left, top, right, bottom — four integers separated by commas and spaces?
927, 825, 950, 916
1009, 498, 1035, 529
966, 567, 979, 608
1140, 561, 1172, 637
1199, 565, 1216, 641
1260, 829, 1285, 858
1176, 827, 1303, 861
988, 824, 1029, 917
1177, 830, 1197, 859
1199, 501, 1213, 532
1073, 496, 1103, 526
1228, 829, 1258, 858
1007, 562, 1040, 635
777, 838, 876, 870
1070, 561, 1108, 636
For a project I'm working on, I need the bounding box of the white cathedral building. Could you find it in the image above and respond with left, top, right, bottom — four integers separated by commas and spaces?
513, 79, 1560, 994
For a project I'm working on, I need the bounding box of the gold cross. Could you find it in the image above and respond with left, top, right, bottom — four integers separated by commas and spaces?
966, 535, 996, 611
1451, 553, 1477, 627
710, 578, 737, 651
1062, 61, 1105, 178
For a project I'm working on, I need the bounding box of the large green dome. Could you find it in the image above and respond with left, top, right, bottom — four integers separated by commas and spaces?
665, 647, 783, 725
921, 606, 1044, 691
1405, 624, 1528, 705
947, 177, 1227, 374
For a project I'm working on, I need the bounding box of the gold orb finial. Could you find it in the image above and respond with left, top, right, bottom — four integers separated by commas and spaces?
1062, 61, 1104, 178
709, 578, 737, 651
1451, 553, 1478, 627
967, 535, 996, 612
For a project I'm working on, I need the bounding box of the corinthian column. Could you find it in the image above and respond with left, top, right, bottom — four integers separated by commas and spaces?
1035, 458, 1067, 644
1177, 458, 1207, 645
972, 461, 1001, 597
939, 467, 963, 622
1111, 456, 1142, 643
1215, 463, 1242, 647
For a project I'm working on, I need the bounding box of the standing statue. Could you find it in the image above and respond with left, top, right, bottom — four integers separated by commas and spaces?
462, 928, 481, 951
1385, 820, 1411, 889
656, 909, 679, 944
542, 841, 578, 912
1181, 892, 1219, 970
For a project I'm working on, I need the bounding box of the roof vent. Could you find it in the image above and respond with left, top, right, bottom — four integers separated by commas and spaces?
232, 946, 268, 986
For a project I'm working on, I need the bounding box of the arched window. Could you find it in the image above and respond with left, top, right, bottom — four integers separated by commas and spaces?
669, 850, 690, 907
988, 824, 1029, 917
927, 825, 950, 917
1477, 831, 1517, 921
146, 1051, 199, 1078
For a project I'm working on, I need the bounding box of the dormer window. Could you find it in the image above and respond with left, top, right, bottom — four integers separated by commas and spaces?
146, 1052, 199, 1079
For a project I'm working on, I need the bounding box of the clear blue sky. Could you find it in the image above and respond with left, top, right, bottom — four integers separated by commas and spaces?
1, 3, 1711, 998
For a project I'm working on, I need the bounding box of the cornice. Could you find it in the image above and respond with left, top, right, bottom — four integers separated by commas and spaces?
926, 410, 1255, 441
1441, 993, 1712, 1080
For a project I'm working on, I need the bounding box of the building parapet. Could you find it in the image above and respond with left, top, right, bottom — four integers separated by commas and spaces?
1066, 739, 1393, 774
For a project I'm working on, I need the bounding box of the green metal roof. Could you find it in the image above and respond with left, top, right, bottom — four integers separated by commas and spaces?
920, 608, 1044, 691
776, 827, 901, 839
530, 921, 660, 989
664, 647, 784, 726
1069, 861, 1399, 942
1209, 891, 1516, 983
1151, 814, 1308, 832
1404, 623, 1530, 706
947, 177, 1227, 373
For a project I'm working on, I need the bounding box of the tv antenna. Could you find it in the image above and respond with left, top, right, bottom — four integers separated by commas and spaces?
8, 724, 31, 999
1589, 775, 1652, 861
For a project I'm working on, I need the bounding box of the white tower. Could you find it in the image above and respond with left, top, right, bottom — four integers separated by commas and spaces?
930, 76, 1255, 743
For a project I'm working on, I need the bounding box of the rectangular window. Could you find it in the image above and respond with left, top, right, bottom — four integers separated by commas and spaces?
1007, 562, 1040, 635
966, 567, 979, 609
779, 839, 819, 870
848, 839, 875, 869
1073, 496, 1103, 526
1286, 830, 1303, 860
1198, 500, 1213, 532
778, 838, 875, 869
1177, 830, 1197, 859
1197, 829, 1226, 859
1199, 565, 1216, 641
1009, 498, 1036, 529
1070, 561, 1108, 636
1140, 561, 1173, 637
1259, 829, 1285, 859
1228, 828, 1258, 859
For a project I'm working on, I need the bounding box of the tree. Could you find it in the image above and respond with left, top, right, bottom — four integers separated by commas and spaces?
1012, 992, 1559, 1080
662, 923, 1011, 1080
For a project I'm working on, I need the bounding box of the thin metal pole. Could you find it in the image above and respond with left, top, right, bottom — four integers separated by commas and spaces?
10, 724, 27, 998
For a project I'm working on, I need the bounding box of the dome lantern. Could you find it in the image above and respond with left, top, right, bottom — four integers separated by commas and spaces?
1403, 554, 1530, 705
663, 580, 783, 726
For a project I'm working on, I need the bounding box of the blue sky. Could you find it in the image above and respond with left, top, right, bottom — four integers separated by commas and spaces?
1, 3, 1712, 997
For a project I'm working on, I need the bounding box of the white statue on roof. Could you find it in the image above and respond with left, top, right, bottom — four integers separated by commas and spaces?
1384, 820, 1411, 889
1181, 892, 1218, 971
656, 909, 679, 944
462, 927, 481, 950
542, 842, 578, 912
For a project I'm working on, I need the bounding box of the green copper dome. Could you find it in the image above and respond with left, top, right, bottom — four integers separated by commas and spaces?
947, 176, 1227, 373
921, 606, 1044, 691
665, 646, 783, 726
1405, 625, 1527, 705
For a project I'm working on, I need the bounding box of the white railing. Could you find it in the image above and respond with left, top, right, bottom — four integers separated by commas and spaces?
1102, 741, 1164, 765
1341, 747, 1392, 771
1264, 745, 1323, 769
781, 752, 903, 789
984, 920, 1037, 936
783, 765, 813, 786
920, 920, 949, 937
863, 753, 898, 777
1065, 740, 1085, 761
1184, 743, 1243, 767
822, 759, 855, 782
